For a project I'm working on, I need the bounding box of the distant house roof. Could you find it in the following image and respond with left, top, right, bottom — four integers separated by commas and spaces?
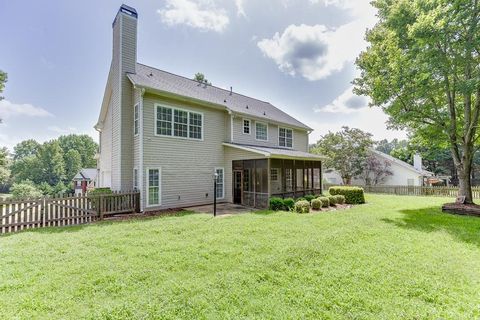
127, 63, 312, 131
371, 149, 433, 176
73, 168, 98, 181
224, 143, 325, 160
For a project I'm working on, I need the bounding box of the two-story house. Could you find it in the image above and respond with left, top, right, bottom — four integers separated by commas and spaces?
95, 5, 324, 211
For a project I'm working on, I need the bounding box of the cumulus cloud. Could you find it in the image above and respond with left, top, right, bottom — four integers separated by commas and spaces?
158, 0, 230, 33
258, 0, 376, 80
0, 100, 53, 119
235, 0, 246, 17
315, 86, 368, 113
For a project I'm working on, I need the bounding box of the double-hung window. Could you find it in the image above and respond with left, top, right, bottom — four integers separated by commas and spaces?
255, 122, 268, 141
156, 105, 203, 140
243, 119, 250, 134
279, 128, 293, 148
215, 168, 224, 199
134, 104, 139, 136
147, 168, 161, 206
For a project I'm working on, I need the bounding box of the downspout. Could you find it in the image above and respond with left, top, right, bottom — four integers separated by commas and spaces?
139, 87, 145, 212
227, 108, 234, 143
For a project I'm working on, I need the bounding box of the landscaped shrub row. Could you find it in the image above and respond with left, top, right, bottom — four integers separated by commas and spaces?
329, 186, 365, 204
269, 194, 347, 212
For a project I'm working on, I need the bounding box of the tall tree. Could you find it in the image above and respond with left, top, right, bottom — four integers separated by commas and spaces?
37, 141, 65, 185
311, 127, 374, 184
357, 153, 394, 186
58, 134, 98, 168
64, 149, 82, 181
193, 72, 211, 85
13, 139, 40, 160
0, 70, 7, 123
355, 0, 480, 203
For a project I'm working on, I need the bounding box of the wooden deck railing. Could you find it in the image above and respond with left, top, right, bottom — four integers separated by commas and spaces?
0, 192, 140, 234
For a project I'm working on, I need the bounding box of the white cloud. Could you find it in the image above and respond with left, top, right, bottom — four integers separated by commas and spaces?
315, 86, 368, 114
235, 0, 246, 17
47, 126, 78, 134
0, 100, 53, 119
158, 0, 230, 33
257, 0, 376, 80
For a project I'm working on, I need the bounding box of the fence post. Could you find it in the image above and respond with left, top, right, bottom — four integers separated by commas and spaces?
135, 193, 140, 213
99, 195, 104, 220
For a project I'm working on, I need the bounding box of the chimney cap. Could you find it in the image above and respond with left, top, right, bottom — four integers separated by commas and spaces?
119, 4, 138, 18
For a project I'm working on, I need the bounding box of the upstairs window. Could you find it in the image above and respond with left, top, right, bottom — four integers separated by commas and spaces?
255, 122, 268, 141
156, 105, 203, 140
279, 128, 293, 148
243, 119, 251, 134
134, 104, 139, 136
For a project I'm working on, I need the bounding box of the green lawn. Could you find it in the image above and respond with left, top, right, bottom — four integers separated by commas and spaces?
1, 194, 480, 319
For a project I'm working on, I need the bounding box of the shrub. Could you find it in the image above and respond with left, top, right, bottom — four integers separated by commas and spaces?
11, 180, 42, 200
311, 198, 322, 210
88, 187, 113, 196
295, 197, 306, 202
304, 194, 315, 203
38, 182, 54, 196
317, 196, 330, 207
294, 200, 310, 214
283, 198, 295, 211
269, 197, 284, 211
328, 195, 337, 206
329, 186, 365, 204
334, 195, 346, 205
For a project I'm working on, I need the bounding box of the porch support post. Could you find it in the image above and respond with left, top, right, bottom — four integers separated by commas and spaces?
282, 159, 286, 197
267, 158, 271, 198
293, 160, 296, 197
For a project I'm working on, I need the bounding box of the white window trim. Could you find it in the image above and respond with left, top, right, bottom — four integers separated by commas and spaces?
154, 103, 204, 141
215, 167, 225, 200
146, 167, 162, 207
255, 121, 268, 141
134, 103, 139, 136
278, 127, 294, 149
242, 118, 251, 135
133, 167, 139, 191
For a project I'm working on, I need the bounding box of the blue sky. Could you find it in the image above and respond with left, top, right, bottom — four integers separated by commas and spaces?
0, 0, 406, 151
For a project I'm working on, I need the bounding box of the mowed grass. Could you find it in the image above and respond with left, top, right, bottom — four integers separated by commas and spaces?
2, 195, 480, 319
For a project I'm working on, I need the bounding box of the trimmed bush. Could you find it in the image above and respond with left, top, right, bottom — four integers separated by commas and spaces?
328, 195, 337, 206
317, 196, 330, 207
334, 195, 346, 205
283, 198, 295, 211
294, 200, 310, 214
304, 194, 315, 203
311, 198, 322, 210
295, 197, 306, 202
329, 186, 365, 204
269, 197, 284, 211
11, 180, 42, 200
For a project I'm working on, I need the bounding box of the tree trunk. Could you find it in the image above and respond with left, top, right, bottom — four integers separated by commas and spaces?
457, 159, 474, 204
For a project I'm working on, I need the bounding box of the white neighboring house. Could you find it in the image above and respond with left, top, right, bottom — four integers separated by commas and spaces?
324, 150, 433, 186
73, 168, 98, 195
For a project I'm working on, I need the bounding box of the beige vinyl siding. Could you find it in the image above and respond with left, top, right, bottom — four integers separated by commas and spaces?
132, 88, 142, 191
231, 116, 309, 151
142, 93, 228, 210
99, 91, 113, 187
223, 146, 266, 203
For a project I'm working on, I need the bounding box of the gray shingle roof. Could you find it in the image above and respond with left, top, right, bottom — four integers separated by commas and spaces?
224, 143, 324, 160
127, 63, 311, 130
73, 168, 98, 181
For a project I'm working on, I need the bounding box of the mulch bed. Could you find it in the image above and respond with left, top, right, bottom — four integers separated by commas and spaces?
442, 203, 480, 217
312, 204, 353, 212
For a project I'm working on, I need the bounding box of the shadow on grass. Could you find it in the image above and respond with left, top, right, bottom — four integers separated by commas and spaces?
0, 210, 199, 237
382, 206, 480, 247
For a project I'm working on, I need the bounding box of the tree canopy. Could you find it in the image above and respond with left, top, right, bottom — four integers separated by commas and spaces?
193, 72, 211, 85
311, 127, 374, 184
355, 0, 480, 203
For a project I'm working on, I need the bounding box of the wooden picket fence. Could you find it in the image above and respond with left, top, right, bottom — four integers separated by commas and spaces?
0, 192, 140, 234
323, 183, 480, 198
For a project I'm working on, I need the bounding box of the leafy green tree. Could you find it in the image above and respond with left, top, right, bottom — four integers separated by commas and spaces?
10, 180, 42, 199
38, 181, 54, 196
311, 127, 374, 184
13, 139, 40, 160
64, 149, 82, 181
0, 70, 6, 100
193, 72, 211, 85
58, 134, 98, 168
11, 156, 42, 184
355, 0, 480, 203
37, 141, 65, 185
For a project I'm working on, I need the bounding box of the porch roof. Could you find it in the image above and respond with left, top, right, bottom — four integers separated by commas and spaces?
223, 143, 325, 161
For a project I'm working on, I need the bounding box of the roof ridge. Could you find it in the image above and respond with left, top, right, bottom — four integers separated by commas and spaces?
136, 62, 271, 104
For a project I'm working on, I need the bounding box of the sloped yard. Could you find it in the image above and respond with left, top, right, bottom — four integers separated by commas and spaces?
1, 194, 480, 319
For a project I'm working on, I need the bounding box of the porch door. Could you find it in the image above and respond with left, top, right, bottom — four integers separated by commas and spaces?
233, 170, 242, 204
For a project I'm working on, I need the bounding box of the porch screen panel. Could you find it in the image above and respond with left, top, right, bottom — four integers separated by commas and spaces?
296, 161, 304, 191
313, 166, 321, 190
284, 160, 294, 193
243, 160, 254, 207
270, 159, 283, 194
255, 159, 268, 208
